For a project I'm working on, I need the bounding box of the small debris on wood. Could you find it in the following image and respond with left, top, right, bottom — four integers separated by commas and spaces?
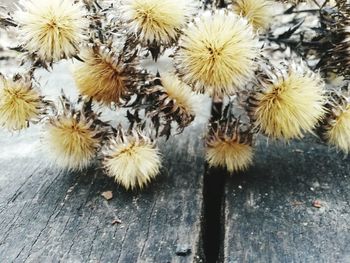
111, 218, 122, 225
176, 244, 191, 256
292, 149, 304, 153
312, 200, 322, 208
101, 191, 113, 201
67, 186, 75, 193
291, 201, 303, 206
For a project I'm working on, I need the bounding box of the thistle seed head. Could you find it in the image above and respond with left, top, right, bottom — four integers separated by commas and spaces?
232, 0, 274, 32
206, 119, 254, 173
44, 96, 104, 171
121, 0, 195, 46
0, 74, 44, 131
249, 61, 326, 140
73, 45, 144, 105
320, 92, 350, 154
103, 130, 161, 190
15, 0, 88, 62
175, 11, 259, 97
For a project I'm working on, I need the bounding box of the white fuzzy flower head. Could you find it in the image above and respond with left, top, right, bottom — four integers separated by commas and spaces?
176, 11, 259, 97
159, 73, 197, 116
251, 62, 326, 140
103, 131, 162, 190
15, 0, 88, 62
73, 46, 133, 105
232, 0, 274, 31
121, 0, 195, 46
322, 96, 350, 154
44, 98, 103, 171
0, 75, 44, 131
206, 122, 254, 173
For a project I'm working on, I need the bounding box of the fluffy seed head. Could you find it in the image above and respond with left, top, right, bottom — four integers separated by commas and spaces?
159, 73, 196, 116
44, 99, 102, 170
0, 75, 43, 131
103, 131, 161, 190
176, 12, 259, 96
322, 95, 350, 154
15, 0, 88, 62
326, 105, 350, 153
74, 46, 138, 105
206, 121, 254, 173
251, 62, 326, 140
121, 0, 194, 45
232, 0, 273, 31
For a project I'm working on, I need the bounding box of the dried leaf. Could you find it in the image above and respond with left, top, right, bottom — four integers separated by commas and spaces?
101, 191, 113, 200
312, 200, 322, 208
111, 219, 122, 225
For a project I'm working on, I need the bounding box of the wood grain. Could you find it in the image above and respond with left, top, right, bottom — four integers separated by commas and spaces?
0, 121, 207, 262
222, 138, 350, 263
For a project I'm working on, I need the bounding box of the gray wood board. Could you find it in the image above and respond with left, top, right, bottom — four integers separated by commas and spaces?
222, 139, 350, 263
0, 122, 206, 263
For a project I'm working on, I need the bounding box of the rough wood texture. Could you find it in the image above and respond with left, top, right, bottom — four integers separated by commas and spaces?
0, 122, 206, 263
223, 139, 350, 263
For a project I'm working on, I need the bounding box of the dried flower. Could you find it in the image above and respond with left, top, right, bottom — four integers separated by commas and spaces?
206, 119, 254, 173
44, 97, 104, 170
73, 46, 142, 105
176, 11, 259, 97
320, 93, 350, 153
145, 73, 197, 128
232, 0, 273, 31
159, 73, 196, 115
250, 62, 326, 140
0, 74, 44, 131
15, 0, 88, 62
121, 0, 194, 46
103, 130, 161, 190
318, 7, 350, 78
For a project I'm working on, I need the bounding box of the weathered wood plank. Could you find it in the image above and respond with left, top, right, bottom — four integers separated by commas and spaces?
0, 121, 206, 263
222, 138, 350, 263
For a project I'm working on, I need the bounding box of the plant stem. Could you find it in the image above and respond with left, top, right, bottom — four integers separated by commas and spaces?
210, 95, 224, 129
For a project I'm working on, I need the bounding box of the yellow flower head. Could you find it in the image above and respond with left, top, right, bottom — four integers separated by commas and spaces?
44, 98, 102, 171
154, 73, 197, 127
15, 0, 88, 62
206, 121, 254, 173
73, 46, 139, 105
121, 0, 195, 46
322, 96, 350, 154
251, 62, 326, 140
176, 11, 259, 97
103, 131, 161, 190
0, 75, 43, 131
159, 73, 196, 116
232, 0, 274, 31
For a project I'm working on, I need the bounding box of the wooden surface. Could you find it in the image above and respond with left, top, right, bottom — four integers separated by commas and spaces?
0, 122, 206, 262
222, 139, 350, 263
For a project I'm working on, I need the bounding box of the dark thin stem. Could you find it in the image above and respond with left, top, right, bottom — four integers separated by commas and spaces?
210, 96, 224, 124
267, 37, 323, 48
286, 9, 320, 14
215, 0, 226, 8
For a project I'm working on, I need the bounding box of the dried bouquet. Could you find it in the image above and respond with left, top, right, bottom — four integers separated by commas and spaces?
0, 0, 349, 190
